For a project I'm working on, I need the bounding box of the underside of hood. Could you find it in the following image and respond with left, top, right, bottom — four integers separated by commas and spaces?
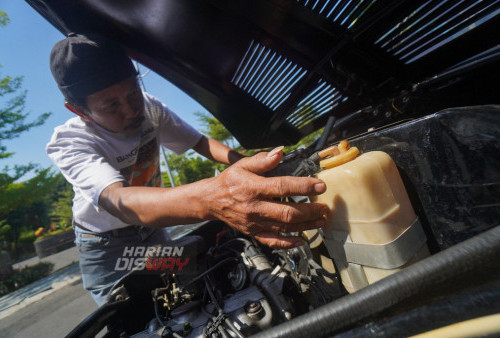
26, 0, 500, 148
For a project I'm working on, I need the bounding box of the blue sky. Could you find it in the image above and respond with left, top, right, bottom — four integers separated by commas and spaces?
0, 2, 209, 180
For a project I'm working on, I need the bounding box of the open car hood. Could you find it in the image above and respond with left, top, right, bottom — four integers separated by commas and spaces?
25, 2, 500, 338
26, 0, 500, 148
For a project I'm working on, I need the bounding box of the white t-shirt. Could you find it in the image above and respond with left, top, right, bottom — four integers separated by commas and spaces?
46, 93, 202, 233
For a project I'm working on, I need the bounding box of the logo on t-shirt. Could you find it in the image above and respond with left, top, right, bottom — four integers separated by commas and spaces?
119, 138, 161, 187
116, 147, 139, 163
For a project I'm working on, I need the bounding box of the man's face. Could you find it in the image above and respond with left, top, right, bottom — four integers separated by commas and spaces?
82, 76, 145, 134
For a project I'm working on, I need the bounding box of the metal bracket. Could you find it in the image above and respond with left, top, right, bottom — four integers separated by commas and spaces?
323, 218, 427, 269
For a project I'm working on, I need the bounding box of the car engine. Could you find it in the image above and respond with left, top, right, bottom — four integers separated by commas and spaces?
107, 227, 343, 338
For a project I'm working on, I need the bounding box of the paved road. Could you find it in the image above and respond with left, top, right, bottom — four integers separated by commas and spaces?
0, 224, 205, 337
0, 248, 81, 314
0, 246, 97, 337
0, 278, 98, 337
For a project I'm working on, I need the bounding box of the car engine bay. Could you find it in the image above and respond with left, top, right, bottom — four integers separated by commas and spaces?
123, 231, 342, 338
67, 110, 500, 337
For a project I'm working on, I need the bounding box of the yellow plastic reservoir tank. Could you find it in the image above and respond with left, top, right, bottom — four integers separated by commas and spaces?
311, 141, 429, 293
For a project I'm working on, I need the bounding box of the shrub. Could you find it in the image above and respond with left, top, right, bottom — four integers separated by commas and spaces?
18, 230, 37, 244
0, 262, 54, 297
8, 230, 38, 260
34, 227, 72, 242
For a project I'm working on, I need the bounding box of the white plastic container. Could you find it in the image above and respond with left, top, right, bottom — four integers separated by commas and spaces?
311, 145, 429, 293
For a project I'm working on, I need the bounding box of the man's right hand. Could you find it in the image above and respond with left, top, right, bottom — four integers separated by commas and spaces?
203, 147, 329, 249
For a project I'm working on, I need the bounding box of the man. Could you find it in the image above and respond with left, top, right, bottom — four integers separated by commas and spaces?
46, 33, 328, 306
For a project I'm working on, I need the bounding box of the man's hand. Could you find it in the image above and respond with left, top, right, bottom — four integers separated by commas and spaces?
204, 147, 328, 249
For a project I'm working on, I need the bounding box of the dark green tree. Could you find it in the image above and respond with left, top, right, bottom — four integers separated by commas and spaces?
194, 111, 236, 148
49, 180, 74, 229
0, 11, 54, 252
165, 151, 225, 185
1, 11, 51, 180
1, 168, 59, 246
160, 112, 233, 186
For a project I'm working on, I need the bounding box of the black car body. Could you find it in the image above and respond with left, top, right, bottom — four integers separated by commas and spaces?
26, 1, 500, 337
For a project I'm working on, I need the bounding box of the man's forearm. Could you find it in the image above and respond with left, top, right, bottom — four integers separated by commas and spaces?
193, 136, 243, 165
100, 136, 242, 227
99, 179, 215, 227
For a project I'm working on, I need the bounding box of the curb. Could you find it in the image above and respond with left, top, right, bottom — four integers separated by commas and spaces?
0, 263, 82, 320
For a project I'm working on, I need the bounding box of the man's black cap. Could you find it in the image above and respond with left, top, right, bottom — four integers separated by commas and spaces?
50, 33, 137, 101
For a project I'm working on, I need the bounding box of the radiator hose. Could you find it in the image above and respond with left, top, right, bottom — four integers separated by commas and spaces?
254, 226, 500, 338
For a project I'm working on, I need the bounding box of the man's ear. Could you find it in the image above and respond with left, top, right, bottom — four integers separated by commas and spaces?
64, 102, 93, 122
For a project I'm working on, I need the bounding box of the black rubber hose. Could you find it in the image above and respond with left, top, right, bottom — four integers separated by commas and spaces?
65, 301, 123, 338
334, 281, 500, 337
314, 115, 336, 151
183, 257, 238, 287
253, 226, 500, 338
